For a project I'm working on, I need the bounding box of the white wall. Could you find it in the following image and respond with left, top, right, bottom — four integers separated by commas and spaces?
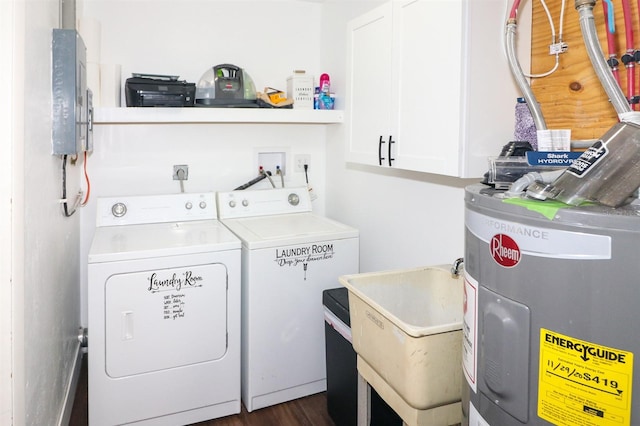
10, 0, 84, 424
1, 0, 24, 423
82, 0, 325, 101
326, 160, 476, 272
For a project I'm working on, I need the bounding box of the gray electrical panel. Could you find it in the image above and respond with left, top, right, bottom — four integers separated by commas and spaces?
52, 28, 92, 155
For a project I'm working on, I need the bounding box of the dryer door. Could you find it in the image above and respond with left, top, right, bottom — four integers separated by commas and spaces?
105, 262, 228, 378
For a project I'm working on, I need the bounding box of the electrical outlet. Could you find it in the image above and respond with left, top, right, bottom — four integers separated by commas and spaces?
295, 154, 311, 172
173, 165, 189, 180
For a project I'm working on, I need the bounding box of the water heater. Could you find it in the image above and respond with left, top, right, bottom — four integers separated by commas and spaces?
463, 183, 639, 425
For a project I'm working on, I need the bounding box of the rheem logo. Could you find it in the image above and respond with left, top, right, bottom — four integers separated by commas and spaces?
490, 234, 521, 267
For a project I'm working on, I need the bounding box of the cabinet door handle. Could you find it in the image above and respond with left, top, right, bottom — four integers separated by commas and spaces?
388, 135, 395, 166
378, 135, 386, 166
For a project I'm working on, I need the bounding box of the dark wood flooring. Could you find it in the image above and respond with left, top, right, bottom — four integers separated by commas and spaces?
69, 355, 336, 426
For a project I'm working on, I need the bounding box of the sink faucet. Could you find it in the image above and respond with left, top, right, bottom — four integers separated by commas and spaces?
451, 257, 464, 277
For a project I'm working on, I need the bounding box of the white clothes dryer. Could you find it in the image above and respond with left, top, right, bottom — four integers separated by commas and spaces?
88, 193, 241, 426
217, 187, 359, 412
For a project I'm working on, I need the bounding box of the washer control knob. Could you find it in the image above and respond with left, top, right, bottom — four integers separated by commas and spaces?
199, 201, 207, 209
242, 199, 249, 207
229, 200, 236, 208
111, 202, 127, 217
185, 202, 193, 210
288, 193, 300, 206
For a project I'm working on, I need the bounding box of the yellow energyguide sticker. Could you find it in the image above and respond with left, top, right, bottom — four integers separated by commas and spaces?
538, 328, 633, 425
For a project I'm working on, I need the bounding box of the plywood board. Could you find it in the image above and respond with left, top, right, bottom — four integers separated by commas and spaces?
530, 0, 635, 141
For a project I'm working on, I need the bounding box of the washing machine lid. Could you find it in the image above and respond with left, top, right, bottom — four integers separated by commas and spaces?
220, 213, 359, 249
89, 220, 240, 263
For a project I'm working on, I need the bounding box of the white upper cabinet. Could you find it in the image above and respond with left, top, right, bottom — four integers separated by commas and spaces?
346, 0, 524, 178
346, 2, 394, 167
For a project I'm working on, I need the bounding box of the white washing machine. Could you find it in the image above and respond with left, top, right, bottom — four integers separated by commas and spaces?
217, 187, 360, 412
88, 192, 241, 426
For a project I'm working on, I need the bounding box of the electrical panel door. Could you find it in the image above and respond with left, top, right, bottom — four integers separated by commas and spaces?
52, 29, 92, 155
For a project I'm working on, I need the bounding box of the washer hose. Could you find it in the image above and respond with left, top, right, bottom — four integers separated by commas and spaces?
506, 21, 548, 131
576, 0, 632, 116
505, 169, 566, 197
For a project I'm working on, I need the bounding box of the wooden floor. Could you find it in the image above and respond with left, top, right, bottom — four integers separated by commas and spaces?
191, 393, 335, 426
70, 355, 336, 426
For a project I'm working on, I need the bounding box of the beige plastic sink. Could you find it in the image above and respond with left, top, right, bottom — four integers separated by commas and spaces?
339, 265, 463, 413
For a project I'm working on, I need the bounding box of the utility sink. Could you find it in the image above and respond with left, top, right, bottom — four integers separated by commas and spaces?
339, 265, 463, 416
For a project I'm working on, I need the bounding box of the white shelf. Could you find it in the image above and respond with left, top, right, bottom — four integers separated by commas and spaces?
93, 107, 344, 125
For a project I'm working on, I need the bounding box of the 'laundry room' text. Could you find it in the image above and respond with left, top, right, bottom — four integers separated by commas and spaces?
147, 270, 203, 292
274, 244, 335, 267
275, 244, 333, 258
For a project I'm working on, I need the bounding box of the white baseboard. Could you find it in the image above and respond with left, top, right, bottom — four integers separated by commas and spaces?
58, 342, 83, 426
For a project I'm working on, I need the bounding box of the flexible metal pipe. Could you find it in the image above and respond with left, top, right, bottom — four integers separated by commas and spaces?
504, 169, 565, 197
506, 22, 548, 130
576, 0, 632, 116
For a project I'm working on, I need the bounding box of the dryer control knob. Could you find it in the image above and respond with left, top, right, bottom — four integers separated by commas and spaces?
288, 193, 300, 206
199, 201, 207, 209
242, 199, 249, 207
229, 200, 236, 208
185, 202, 193, 210
111, 202, 127, 217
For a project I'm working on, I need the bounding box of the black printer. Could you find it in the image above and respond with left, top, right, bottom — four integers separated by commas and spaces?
125, 73, 196, 107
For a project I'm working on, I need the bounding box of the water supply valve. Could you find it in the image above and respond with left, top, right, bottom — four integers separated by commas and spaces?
549, 42, 568, 55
